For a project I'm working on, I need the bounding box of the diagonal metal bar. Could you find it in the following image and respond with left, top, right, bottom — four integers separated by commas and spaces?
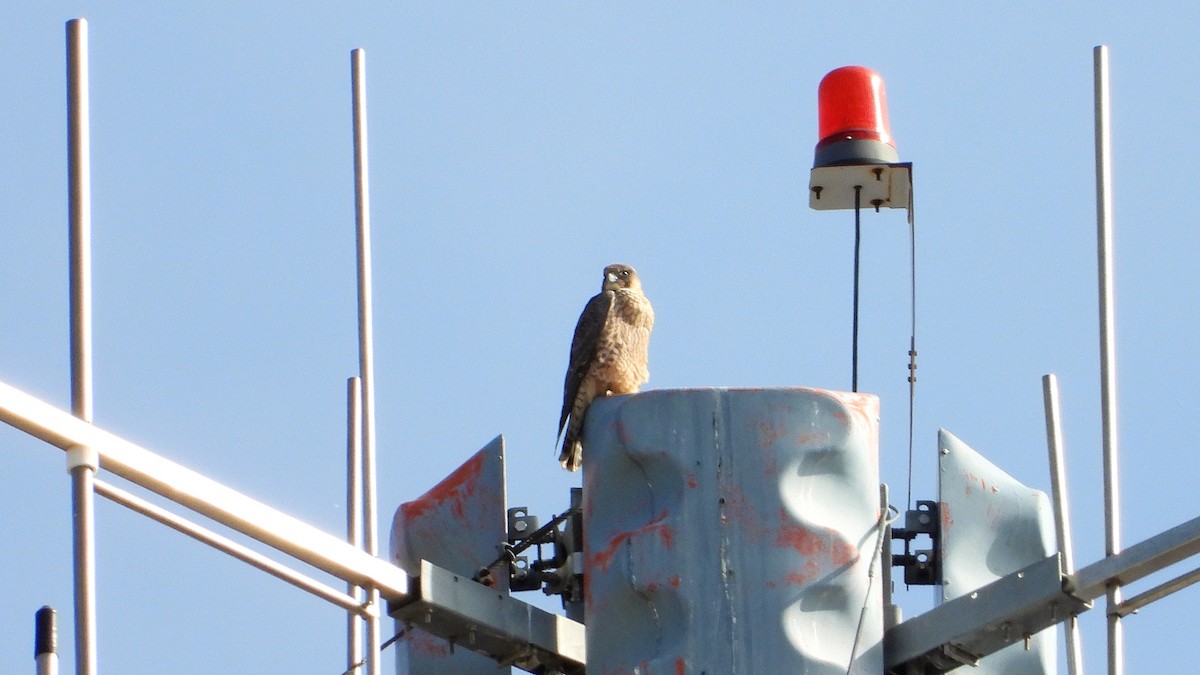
1071, 514, 1200, 601
0, 379, 410, 601
886, 515, 1200, 673
93, 478, 370, 615
1115, 565, 1200, 618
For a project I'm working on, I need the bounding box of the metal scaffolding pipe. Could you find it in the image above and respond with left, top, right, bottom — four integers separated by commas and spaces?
350, 47, 382, 675
346, 377, 365, 672
93, 479, 369, 614
1042, 374, 1084, 675
1094, 43, 1123, 675
66, 18, 98, 675
0, 379, 412, 600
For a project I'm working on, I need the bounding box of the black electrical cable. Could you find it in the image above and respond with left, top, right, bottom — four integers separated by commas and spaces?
905, 197, 918, 511
852, 185, 863, 393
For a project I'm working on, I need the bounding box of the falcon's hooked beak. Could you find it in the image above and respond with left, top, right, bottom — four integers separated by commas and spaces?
606, 272, 619, 284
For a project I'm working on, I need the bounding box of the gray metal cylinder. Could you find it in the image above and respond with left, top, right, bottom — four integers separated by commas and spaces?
583, 388, 883, 674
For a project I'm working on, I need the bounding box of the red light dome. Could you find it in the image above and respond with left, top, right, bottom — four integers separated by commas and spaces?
814, 65, 899, 167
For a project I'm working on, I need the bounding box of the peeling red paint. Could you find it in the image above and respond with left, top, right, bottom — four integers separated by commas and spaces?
685, 470, 699, 488
963, 471, 1001, 496
407, 631, 451, 657
940, 501, 953, 531
668, 574, 680, 587
675, 657, 686, 675
774, 509, 858, 566
753, 418, 789, 447
589, 510, 673, 572
401, 451, 483, 521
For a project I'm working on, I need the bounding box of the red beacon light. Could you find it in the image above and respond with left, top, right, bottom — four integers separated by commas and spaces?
814, 65, 899, 168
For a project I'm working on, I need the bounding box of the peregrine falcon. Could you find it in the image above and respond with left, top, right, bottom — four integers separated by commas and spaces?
557, 263, 654, 471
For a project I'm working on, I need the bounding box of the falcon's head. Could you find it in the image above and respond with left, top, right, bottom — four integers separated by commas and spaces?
602, 263, 642, 291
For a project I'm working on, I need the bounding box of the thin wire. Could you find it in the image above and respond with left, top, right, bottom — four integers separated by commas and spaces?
339, 628, 406, 675
905, 202, 918, 511
852, 185, 863, 393
847, 504, 901, 674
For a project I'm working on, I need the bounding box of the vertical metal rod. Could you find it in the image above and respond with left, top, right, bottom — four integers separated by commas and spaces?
346, 377, 364, 672
1042, 374, 1084, 675
851, 185, 862, 393
66, 18, 98, 675
36, 606, 59, 675
350, 47, 382, 675
1094, 43, 1123, 675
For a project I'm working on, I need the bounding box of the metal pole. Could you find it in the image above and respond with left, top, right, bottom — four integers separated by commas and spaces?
66, 18, 98, 675
346, 377, 364, 672
36, 606, 58, 675
1042, 374, 1084, 675
92, 478, 368, 613
350, 48, 382, 675
1094, 43, 1123, 675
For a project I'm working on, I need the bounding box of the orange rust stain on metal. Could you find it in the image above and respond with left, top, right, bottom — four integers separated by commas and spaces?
675, 657, 687, 675
940, 501, 953, 530
668, 574, 681, 587
774, 514, 825, 555
962, 471, 999, 496
408, 631, 451, 657
400, 451, 483, 520
589, 510, 672, 572
685, 470, 699, 488
753, 418, 789, 447
774, 510, 858, 566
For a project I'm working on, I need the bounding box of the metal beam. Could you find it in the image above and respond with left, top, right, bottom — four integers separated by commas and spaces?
0, 379, 410, 601
1071, 514, 1200, 601
885, 555, 1090, 673
886, 514, 1200, 673
391, 561, 586, 674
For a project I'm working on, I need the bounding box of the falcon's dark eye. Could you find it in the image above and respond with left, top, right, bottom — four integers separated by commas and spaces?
620, 270, 629, 277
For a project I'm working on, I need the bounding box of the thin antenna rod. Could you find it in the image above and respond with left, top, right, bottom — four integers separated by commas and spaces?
35, 606, 58, 675
66, 18, 98, 675
346, 377, 364, 672
851, 185, 862, 392
1043, 374, 1084, 675
1094, 43, 1123, 675
350, 48, 382, 675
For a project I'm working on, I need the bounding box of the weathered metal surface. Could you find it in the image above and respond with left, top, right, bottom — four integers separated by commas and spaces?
884, 554, 1088, 673
393, 561, 586, 674
583, 387, 883, 674
938, 429, 1056, 674
390, 436, 512, 674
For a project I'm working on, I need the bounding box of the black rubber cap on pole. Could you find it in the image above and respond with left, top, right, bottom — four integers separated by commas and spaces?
35, 606, 57, 657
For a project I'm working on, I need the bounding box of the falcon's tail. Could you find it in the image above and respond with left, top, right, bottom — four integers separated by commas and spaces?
558, 437, 583, 472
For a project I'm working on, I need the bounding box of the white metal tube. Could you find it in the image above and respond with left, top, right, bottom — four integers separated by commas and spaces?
1042, 374, 1084, 675
350, 48, 382, 675
0, 380, 412, 599
66, 18, 98, 675
1115, 565, 1200, 617
1094, 43, 1123, 675
67, 22, 92, 424
346, 377, 364, 672
92, 478, 369, 614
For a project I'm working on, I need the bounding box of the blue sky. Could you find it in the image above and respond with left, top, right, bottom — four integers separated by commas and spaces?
3, 3, 1199, 673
